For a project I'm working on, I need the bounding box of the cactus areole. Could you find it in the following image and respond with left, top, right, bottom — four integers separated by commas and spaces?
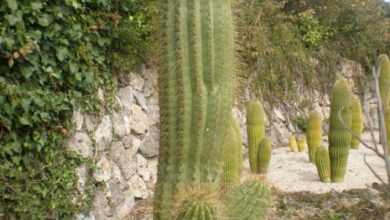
154, 1, 234, 219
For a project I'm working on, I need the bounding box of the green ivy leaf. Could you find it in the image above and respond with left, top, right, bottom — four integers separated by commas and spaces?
7, 0, 18, 11
38, 15, 50, 27
5, 14, 18, 26
19, 115, 31, 126
31, 2, 43, 11
56, 47, 69, 61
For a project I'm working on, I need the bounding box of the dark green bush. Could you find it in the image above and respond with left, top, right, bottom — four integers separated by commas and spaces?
0, 0, 154, 218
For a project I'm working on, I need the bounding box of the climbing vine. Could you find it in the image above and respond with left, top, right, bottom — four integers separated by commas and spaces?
0, 0, 154, 218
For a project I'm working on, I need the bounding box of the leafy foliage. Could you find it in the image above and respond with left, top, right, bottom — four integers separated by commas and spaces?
0, 0, 154, 218
236, 0, 389, 103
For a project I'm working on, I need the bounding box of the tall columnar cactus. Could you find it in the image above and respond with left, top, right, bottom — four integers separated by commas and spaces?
378, 54, 390, 110
257, 137, 271, 174
232, 117, 244, 178
306, 111, 322, 163
315, 146, 331, 183
247, 101, 265, 173
297, 137, 306, 152
155, 1, 234, 219
289, 135, 298, 152
386, 108, 390, 154
222, 117, 243, 185
172, 186, 218, 220
351, 98, 363, 149
328, 79, 352, 183
224, 180, 271, 220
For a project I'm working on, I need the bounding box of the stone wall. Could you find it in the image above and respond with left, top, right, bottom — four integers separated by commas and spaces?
72, 69, 159, 220
72, 58, 374, 219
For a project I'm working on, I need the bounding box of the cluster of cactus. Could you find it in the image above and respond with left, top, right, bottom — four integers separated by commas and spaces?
351, 98, 363, 149
315, 146, 331, 183
154, 0, 234, 218
222, 117, 243, 185
223, 180, 271, 220
328, 79, 352, 183
247, 101, 271, 174
306, 111, 322, 163
289, 135, 299, 152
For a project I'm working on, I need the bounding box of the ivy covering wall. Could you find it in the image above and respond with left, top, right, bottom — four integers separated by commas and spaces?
0, 0, 154, 218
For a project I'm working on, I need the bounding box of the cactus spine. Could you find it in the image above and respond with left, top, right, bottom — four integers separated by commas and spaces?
173, 186, 218, 220
155, 1, 234, 219
247, 101, 265, 173
328, 79, 352, 183
351, 98, 363, 149
315, 147, 331, 183
297, 137, 306, 152
224, 181, 271, 220
306, 111, 322, 163
223, 117, 243, 185
378, 54, 390, 110
289, 135, 298, 152
257, 137, 271, 174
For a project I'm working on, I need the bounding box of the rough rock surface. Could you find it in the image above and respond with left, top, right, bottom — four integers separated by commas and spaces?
71, 69, 159, 220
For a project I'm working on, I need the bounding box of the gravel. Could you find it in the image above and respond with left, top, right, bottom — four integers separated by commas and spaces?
243, 132, 388, 193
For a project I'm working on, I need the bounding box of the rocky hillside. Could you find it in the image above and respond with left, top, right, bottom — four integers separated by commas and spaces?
72, 56, 383, 219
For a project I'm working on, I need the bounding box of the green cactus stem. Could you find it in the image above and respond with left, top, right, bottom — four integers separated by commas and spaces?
247, 101, 265, 173
224, 180, 271, 220
289, 135, 298, 152
386, 108, 390, 154
154, 1, 234, 219
257, 137, 271, 174
222, 117, 243, 185
306, 111, 322, 163
328, 79, 352, 183
297, 137, 306, 152
315, 146, 331, 183
351, 98, 363, 149
378, 54, 390, 111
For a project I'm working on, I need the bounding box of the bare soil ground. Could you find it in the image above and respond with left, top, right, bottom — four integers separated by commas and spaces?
242, 132, 387, 193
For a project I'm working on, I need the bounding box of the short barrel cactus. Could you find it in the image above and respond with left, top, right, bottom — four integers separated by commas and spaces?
297, 137, 306, 152
172, 186, 218, 220
223, 117, 243, 185
315, 146, 331, 183
257, 137, 271, 174
289, 135, 298, 152
306, 111, 322, 163
351, 98, 363, 149
224, 180, 271, 220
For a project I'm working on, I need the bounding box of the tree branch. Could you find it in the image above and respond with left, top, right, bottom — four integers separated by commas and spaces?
364, 154, 386, 185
